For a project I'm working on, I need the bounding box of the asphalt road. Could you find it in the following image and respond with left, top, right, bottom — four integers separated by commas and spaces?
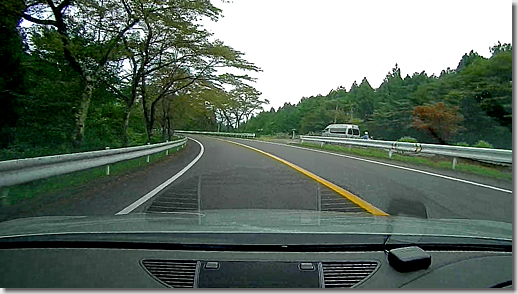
134, 136, 365, 215
1, 135, 512, 223
221, 137, 513, 223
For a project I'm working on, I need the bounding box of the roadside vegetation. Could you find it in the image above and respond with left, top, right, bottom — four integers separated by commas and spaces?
242, 43, 512, 150
298, 142, 512, 182
0, 0, 266, 161
3, 144, 186, 206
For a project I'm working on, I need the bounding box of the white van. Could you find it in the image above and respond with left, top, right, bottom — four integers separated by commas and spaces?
321, 124, 361, 138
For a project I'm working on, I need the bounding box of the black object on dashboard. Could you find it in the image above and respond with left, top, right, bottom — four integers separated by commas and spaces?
387, 246, 431, 272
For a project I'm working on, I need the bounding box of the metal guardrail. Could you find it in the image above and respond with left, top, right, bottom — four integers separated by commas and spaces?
300, 136, 512, 167
0, 138, 188, 188
175, 130, 256, 138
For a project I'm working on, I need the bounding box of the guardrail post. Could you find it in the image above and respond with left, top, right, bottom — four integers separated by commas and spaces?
105, 147, 110, 175
146, 143, 151, 163
320, 142, 324, 147
1, 187, 9, 206
452, 157, 458, 170
348, 145, 351, 151
389, 149, 393, 158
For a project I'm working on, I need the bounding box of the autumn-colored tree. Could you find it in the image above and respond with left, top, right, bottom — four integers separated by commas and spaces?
411, 102, 464, 144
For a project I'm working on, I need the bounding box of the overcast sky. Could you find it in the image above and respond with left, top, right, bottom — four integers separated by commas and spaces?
203, 0, 512, 110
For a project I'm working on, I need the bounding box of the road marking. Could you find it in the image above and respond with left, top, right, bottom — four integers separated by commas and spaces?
115, 137, 205, 215
216, 138, 388, 216
229, 137, 513, 194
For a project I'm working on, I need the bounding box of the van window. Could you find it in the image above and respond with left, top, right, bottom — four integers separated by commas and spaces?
330, 128, 346, 134
347, 128, 353, 135
353, 129, 360, 136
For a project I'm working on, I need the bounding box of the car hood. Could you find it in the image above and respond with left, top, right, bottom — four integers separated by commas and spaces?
0, 210, 511, 241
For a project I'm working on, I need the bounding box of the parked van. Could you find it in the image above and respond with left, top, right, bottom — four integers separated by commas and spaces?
321, 124, 361, 138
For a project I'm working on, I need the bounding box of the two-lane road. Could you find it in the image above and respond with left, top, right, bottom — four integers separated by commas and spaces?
128, 136, 366, 215
4, 135, 511, 224
218, 137, 512, 223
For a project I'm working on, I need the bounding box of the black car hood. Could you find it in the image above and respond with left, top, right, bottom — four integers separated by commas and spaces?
0, 210, 511, 242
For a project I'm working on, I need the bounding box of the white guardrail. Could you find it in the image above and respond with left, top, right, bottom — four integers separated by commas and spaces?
175, 130, 256, 138
300, 136, 512, 167
0, 138, 188, 188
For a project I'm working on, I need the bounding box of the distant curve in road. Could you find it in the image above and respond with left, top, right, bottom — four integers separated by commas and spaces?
133, 135, 370, 216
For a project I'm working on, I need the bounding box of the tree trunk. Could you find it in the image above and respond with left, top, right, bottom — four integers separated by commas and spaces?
122, 106, 131, 147
167, 116, 172, 141
161, 123, 167, 141
72, 77, 94, 149
140, 75, 154, 143
427, 126, 447, 145
144, 109, 153, 143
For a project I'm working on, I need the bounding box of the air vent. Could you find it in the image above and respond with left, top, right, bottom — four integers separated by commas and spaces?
142, 260, 198, 288
321, 261, 378, 288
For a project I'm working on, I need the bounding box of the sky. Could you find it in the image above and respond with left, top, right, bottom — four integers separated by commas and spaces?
202, 0, 513, 110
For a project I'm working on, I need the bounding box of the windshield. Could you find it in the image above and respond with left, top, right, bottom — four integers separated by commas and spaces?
0, 0, 512, 247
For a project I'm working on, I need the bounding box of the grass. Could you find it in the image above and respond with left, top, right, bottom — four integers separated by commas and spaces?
2, 143, 186, 206
0, 136, 183, 162
296, 142, 512, 182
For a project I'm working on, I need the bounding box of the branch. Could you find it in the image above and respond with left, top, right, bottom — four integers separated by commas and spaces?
104, 81, 129, 102
56, 0, 70, 12
21, 13, 56, 25
95, 17, 140, 75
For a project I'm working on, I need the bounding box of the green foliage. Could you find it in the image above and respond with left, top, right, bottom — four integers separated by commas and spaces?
300, 142, 511, 181
472, 140, 493, 149
0, 0, 261, 157
245, 44, 512, 149
454, 142, 470, 147
397, 136, 418, 143
0, 0, 26, 148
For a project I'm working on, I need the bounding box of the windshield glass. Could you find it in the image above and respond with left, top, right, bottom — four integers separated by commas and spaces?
0, 0, 512, 246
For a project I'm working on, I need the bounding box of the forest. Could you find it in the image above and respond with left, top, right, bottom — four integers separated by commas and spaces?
242, 43, 512, 149
0, 0, 267, 159
0, 0, 512, 162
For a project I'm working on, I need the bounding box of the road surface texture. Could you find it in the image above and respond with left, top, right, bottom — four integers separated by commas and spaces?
0, 135, 512, 223
222, 136, 512, 223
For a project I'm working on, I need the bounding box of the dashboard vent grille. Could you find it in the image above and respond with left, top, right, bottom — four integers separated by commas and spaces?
142, 260, 198, 288
322, 261, 378, 288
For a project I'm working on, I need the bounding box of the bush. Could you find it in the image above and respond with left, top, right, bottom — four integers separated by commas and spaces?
397, 136, 418, 143
472, 140, 493, 149
274, 132, 291, 139
455, 142, 470, 147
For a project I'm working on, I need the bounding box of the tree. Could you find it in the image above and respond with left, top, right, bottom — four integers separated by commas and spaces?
411, 102, 464, 144
489, 41, 512, 57
0, 0, 25, 148
14, 0, 140, 148
456, 50, 483, 71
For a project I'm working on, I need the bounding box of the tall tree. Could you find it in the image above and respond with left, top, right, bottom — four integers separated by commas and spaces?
0, 0, 25, 148
14, 0, 139, 148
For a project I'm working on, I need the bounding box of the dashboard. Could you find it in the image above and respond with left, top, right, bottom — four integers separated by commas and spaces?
0, 245, 512, 288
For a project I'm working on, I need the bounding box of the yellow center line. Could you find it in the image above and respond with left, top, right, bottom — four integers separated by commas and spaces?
214, 137, 389, 216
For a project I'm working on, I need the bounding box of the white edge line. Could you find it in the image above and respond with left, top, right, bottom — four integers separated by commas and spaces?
228, 137, 512, 194
115, 137, 205, 215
